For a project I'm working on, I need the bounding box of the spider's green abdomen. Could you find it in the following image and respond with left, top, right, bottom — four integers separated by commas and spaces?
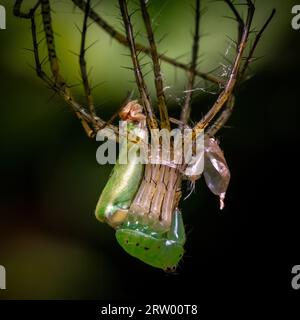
116, 229, 184, 269
115, 208, 186, 270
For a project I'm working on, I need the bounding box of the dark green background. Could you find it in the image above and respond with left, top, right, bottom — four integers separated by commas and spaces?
0, 0, 299, 302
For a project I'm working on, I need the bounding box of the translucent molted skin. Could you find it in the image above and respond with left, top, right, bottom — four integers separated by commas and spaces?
204, 137, 230, 209
115, 208, 186, 270
129, 164, 182, 231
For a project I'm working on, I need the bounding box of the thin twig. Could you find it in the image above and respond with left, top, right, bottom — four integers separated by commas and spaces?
140, 0, 170, 130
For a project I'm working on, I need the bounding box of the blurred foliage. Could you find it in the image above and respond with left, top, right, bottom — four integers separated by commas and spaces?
0, 0, 299, 299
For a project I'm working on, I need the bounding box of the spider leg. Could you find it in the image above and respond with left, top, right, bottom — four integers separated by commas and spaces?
118, 0, 158, 130
40, 0, 97, 137
140, 0, 170, 130
180, 0, 201, 126
14, 0, 118, 138
239, 9, 276, 81
78, 0, 97, 129
224, 0, 244, 46
206, 94, 235, 137
205, 4, 276, 136
13, 0, 40, 18
71, 0, 222, 85
193, 0, 255, 131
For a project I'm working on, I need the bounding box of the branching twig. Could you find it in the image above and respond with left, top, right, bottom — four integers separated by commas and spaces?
140, 0, 170, 130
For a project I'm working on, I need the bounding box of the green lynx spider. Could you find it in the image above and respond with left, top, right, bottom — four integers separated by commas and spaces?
14, 0, 275, 270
